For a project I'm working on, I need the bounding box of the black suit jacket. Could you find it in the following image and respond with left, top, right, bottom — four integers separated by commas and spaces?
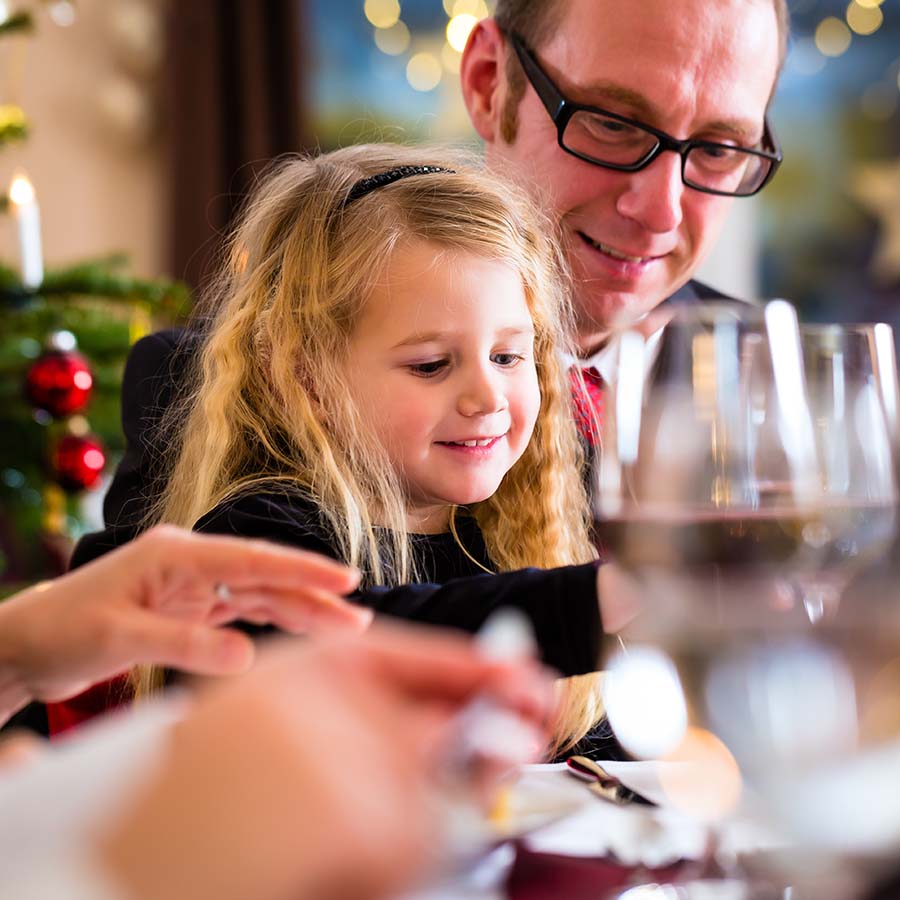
70, 328, 198, 568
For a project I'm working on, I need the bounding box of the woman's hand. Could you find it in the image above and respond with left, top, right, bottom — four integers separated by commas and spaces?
0, 526, 367, 714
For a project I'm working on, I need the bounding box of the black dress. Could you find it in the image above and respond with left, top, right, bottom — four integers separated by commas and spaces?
194, 490, 602, 679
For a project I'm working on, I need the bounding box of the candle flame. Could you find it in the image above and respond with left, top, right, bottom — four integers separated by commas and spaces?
9, 172, 36, 206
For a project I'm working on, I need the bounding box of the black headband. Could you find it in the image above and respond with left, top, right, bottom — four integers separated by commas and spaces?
343, 165, 455, 206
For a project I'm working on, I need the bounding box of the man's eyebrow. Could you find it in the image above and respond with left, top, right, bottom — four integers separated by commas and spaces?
390, 325, 535, 350
575, 81, 759, 142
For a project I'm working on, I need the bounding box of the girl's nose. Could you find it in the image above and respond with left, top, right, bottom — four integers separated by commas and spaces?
457, 368, 507, 417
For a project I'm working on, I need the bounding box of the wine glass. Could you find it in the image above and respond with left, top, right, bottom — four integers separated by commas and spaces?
594, 302, 899, 895
786, 323, 898, 622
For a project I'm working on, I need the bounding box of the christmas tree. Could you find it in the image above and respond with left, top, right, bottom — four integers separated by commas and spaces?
0, 3, 189, 588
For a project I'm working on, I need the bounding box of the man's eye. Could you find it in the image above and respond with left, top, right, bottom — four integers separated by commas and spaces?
408, 360, 448, 377
583, 116, 642, 142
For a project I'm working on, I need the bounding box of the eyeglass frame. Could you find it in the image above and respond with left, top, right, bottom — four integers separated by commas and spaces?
508, 32, 783, 198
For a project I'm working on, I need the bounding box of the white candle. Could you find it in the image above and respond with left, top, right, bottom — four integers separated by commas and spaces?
9, 172, 44, 290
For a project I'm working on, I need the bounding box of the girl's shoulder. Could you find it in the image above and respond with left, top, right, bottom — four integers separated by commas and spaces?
194, 485, 338, 559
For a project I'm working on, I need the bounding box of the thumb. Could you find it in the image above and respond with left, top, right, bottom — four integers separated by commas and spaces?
129, 614, 257, 677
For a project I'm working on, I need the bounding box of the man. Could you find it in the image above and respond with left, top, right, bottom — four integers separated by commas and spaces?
461, 0, 786, 356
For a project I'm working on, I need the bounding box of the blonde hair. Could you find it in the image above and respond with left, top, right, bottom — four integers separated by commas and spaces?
148, 144, 601, 754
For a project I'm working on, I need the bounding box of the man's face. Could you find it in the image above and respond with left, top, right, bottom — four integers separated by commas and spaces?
466, 0, 780, 348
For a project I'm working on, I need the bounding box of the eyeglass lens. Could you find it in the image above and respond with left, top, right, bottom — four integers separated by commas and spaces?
564, 109, 769, 195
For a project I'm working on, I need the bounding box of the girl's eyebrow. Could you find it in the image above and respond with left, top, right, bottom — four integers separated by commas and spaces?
390, 325, 535, 350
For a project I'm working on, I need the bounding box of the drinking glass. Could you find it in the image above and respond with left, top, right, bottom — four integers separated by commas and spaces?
787, 323, 898, 621
594, 303, 899, 896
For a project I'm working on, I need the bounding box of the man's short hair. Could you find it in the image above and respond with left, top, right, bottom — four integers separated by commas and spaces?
494, 0, 791, 144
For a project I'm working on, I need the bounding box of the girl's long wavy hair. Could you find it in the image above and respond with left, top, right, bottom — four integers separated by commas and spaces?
148, 144, 601, 754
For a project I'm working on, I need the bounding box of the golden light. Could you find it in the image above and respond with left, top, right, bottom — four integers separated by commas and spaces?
451, 0, 489, 16
846, 0, 883, 35
9, 172, 36, 205
441, 42, 462, 74
854, 0, 884, 7
406, 52, 442, 92
446, 13, 478, 52
815, 17, 852, 56
374, 20, 410, 55
442, 0, 454, 14
364, 0, 400, 30
68, 415, 90, 437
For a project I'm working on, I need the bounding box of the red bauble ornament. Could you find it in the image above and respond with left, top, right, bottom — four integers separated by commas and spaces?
51, 434, 106, 492
25, 351, 94, 418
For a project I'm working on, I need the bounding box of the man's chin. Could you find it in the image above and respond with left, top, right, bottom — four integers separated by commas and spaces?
574, 290, 665, 345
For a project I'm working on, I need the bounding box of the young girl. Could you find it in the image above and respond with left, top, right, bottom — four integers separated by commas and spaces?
151, 144, 606, 756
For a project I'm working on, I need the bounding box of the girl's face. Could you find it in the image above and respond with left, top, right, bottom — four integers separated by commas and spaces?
343, 239, 541, 533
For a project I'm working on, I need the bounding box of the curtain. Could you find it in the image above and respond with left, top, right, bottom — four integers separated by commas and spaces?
164, 0, 309, 291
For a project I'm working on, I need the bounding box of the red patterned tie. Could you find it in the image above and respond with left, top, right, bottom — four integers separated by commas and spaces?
569, 366, 604, 446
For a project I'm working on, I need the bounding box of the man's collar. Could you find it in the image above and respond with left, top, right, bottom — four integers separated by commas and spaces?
562, 328, 664, 384
563, 279, 728, 380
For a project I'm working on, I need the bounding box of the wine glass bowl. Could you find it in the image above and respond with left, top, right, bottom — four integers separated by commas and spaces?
594, 304, 900, 893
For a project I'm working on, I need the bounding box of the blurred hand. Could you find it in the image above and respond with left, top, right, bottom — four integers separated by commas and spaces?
0, 525, 367, 712
597, 561, 643, 634
96, 623, 553, 900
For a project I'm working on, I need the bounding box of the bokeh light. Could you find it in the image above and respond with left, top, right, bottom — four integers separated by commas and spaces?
406, 52, 442, 91
446, 13, 478, 52
815, 16, 852, 56
374, 20, 410, 55
446, 0, 489, 17
364, 0, 400, 29
659, 727, 743, 822
603, 645, 688, 760
846, 1, 883, 36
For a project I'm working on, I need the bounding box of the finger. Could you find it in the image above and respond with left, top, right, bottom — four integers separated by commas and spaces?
126, 613, 256, 676
139, 527, 361, 595
218, 588, 373, 634
357, 623, 553, 713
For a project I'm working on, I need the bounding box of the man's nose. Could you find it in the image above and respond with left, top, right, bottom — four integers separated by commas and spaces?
457, 367, 507, 417
615, 151, 685, 234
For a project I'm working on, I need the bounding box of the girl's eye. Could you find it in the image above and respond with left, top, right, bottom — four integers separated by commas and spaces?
492, 352, 525, 367
408, 360, 448, 377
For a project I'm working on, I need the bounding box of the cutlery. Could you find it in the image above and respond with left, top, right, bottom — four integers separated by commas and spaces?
566, 756, 656, 806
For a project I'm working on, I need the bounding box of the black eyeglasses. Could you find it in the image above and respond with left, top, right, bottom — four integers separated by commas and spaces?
509, 33, 782, 198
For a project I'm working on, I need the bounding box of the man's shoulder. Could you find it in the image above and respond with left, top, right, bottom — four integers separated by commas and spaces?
670, 279, 749, 304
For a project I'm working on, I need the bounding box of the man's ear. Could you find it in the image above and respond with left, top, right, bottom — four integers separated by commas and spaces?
460, 18, 507, 144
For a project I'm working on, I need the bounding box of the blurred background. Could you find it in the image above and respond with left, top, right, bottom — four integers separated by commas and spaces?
0, 0, 898, 583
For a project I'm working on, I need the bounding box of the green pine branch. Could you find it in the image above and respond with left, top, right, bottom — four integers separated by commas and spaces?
0, 258, 192, 318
